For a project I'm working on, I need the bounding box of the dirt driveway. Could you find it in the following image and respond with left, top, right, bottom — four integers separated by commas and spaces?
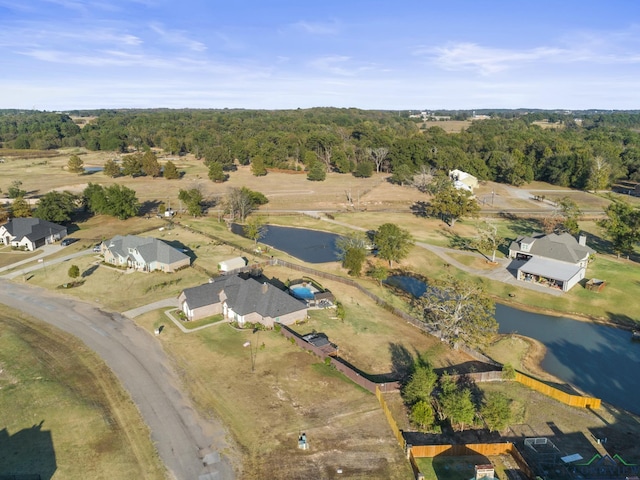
0, 279, 237, 480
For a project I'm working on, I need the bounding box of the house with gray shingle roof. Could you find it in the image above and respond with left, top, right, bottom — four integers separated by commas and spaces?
0, 218, 67, 251
508, 232, 595, 291
101, 235, 190, 272
179, 274, 308, 326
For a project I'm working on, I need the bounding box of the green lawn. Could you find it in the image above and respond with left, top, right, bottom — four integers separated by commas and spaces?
0, 308, 165, 479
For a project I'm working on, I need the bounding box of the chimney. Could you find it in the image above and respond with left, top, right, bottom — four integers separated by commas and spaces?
262, 282, 268, 294
578, 234, 587, 246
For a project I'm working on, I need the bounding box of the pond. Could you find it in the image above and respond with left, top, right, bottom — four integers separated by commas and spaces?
386, 274, 640, 415
232, 224, 342, 263
84, 166, 104, 173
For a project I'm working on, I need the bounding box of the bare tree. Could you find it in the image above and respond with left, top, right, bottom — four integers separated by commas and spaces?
412, 165, 434, 192
225, 187, 253, 222
368, 147, 389, 173
474, 220, 504, 262
316, 145, 333, 172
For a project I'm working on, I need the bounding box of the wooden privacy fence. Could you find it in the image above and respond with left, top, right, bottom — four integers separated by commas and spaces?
514, 372, 601, 409
278, 325, 401, 394
410, 442, 513, 458
409, 443, 536, 480
375, 386, 405, 447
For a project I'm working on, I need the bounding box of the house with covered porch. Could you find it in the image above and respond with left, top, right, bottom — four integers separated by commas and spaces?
508, 232, 595, 292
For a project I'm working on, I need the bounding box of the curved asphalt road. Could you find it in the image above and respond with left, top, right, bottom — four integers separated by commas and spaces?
0, 280, 236, 480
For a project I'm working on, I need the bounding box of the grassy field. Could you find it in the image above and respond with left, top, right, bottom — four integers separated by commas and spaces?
4, 147, 640, 476
137, 308, 414, 480
0, 307, 166, 479
415, 455, 513, 480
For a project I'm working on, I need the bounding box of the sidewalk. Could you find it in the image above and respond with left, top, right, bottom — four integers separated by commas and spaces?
0, 247, 97, 279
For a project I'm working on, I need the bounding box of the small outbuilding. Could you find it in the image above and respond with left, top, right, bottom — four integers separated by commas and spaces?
218, 256, 248, 273
585, 278, 606, 292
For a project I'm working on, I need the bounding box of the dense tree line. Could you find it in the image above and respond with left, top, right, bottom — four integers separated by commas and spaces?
3, 109, 640, 188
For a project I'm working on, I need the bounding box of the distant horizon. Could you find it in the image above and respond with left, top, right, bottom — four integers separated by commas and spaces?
2, 1, 639, 111
4, 106, 637, 114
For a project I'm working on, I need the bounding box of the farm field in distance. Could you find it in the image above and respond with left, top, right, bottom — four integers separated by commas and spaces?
2, 144, 640, 479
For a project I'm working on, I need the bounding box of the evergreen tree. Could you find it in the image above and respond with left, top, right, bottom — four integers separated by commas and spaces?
68, 264, 80, 280
354, 161, 373, 178
122, 153, 143, 177
480, 392, 512, 433
250, 156, 268, 176
141, 151, 161, 177
103, 158, 122, 178
163, 160, 180, 179
307, 161, 326, 181
67, 154, 84, 174
410, 400, 436, 431
208, 161, 227, 182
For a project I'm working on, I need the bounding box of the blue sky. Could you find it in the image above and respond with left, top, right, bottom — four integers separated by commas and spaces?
1, 0, 640, 110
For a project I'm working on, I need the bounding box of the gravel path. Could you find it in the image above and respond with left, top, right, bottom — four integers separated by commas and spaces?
0, 280, 237, 480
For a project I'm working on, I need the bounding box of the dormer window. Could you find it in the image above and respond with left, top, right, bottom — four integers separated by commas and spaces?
521, 242, 531, 252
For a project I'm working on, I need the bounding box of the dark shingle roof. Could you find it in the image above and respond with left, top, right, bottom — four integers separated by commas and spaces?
182, 275, 306, 318
224, 277, 307, 318
3, 218, 66, 241
510, 233, 594, 264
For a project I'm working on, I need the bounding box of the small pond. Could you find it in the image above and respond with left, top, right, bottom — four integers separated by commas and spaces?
385, 274, 640, 415
84, 166, 104, 173
232, 224, 342, 263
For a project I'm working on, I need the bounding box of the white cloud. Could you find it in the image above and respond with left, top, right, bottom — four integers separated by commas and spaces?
148, 23, 207, 52
422, 43, 564, 75
308, 55, 378, 77
292, 20, 339, 35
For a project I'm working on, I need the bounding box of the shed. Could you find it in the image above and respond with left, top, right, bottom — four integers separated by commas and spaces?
586, 278, 606, 292
218, 256, 248, 272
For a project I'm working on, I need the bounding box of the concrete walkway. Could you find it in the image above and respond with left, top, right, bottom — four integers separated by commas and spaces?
0, 246, 97, 279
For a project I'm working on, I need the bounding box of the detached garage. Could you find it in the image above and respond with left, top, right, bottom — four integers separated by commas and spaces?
517, 257, 585, 292
218, 256, 248, 273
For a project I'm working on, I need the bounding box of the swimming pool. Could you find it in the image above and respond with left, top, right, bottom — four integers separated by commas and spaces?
290, 285, 315, 300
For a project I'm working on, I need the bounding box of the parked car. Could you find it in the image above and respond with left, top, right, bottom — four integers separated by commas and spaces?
60, 238, 77, 246
93, 244, 102, 253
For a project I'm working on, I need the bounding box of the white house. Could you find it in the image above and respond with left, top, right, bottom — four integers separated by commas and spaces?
102, 235, 190, 272
508, 233, 595, 292
449, 169, 479, 192
0, 218, 67, 251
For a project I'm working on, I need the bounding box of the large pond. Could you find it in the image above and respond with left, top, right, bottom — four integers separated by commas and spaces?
232, 224, 342, 263
386, 275, 640, 415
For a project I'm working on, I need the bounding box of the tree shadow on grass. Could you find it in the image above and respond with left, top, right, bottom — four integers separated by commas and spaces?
139, 200, 161, 217
388, 342, 415, 383
0, 421, 56, 479
410, 201, 430, 218
81, 264, 99, 278
498, 213, 543, 237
